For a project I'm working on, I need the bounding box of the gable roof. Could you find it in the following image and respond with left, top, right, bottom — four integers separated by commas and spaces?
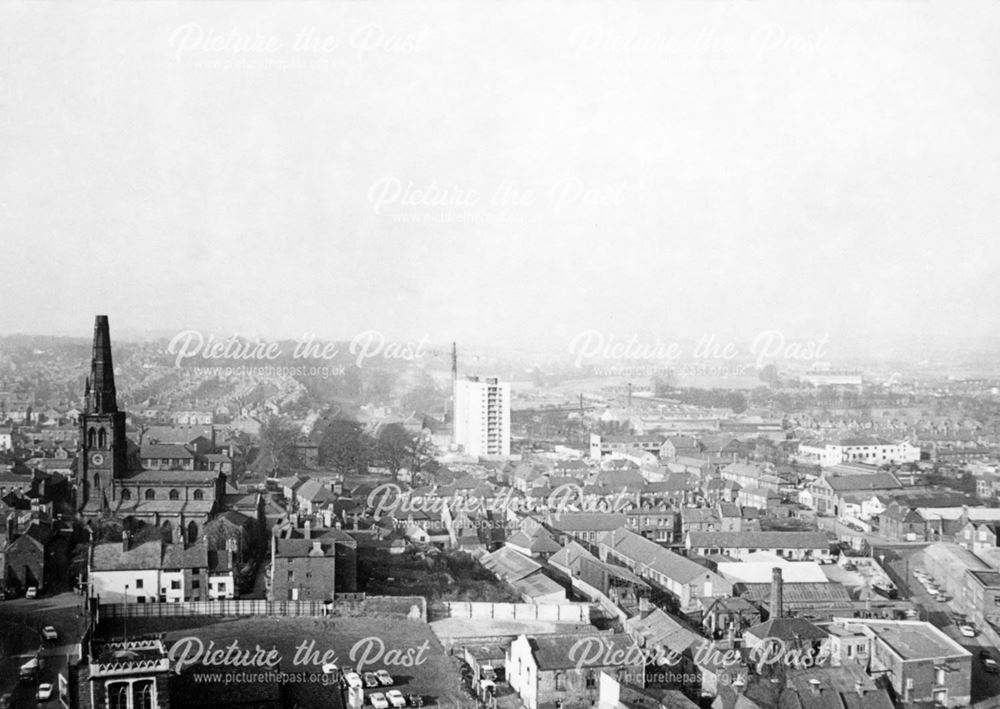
527, 633, 637, 671
689, 531, 829, 550
601, 528, 728, 586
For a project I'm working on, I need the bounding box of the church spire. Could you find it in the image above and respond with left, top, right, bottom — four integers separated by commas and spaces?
86, 315, 118, 414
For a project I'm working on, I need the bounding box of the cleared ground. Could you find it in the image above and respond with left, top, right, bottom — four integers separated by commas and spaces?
98, 614, 469, 708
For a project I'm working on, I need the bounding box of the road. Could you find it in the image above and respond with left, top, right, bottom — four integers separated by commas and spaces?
883, 546, 1000, 706
0, 591, 86, 708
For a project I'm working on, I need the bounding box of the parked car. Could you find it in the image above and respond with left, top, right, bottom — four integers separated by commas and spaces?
985, 656, 999, 674
321, 662, 339, 675
408, 695, 424, 708
375, 669, 394, 686
386, 690, 407, 708
19, 658, 38, 683
958, 624, 976, 638
343, 671, 363, 689
25, 587, 37, 599
37, 683, 54, 701
41, 626, 58, 641
364, 672, 380, 688
370, 693, 389, 709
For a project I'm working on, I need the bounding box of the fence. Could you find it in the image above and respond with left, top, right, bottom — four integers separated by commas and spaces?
98, 595, 426, 621
441, 601, 589, 622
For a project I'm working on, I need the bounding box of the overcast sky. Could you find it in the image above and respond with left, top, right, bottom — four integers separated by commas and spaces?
1, 1, 998, 354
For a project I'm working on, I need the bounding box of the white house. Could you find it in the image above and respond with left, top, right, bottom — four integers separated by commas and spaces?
90, 536, 212, 603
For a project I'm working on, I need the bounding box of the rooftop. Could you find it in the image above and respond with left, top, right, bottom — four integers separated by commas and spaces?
833, 619, 969, 661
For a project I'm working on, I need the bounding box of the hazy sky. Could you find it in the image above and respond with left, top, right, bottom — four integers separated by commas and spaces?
2, 1, 999, 352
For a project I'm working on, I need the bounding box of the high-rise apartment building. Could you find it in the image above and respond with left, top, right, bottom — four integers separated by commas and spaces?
453, 376, 510, 456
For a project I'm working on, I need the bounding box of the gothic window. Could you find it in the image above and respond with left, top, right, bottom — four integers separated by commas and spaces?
145, 489, 155, 500
108, 682, 129, 709
121, 489, 131, 500
134, 680, 154, 709
169, 489, 180, 501
88, 427, 96, 448
193, 489, 204, 501
187, 521, 199, 543
93, 473, 100, 489
98, 427, 107, 448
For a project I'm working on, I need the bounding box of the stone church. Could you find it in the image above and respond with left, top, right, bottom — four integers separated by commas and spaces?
78, 316, 224, 544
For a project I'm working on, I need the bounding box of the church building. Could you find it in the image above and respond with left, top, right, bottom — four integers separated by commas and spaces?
78, 316, 224, 544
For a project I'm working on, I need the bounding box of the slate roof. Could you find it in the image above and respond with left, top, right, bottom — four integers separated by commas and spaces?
601, 528, 726, 586
91, 540, 210, 571
528, 633, 637, 671
688, 531, 829, 550
746, 616, 827, 642
140, 444, 194, 459
822, 473, 902, 492
482, 546, 542, 582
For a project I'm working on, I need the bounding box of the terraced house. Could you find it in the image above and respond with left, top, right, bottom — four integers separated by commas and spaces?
597, 527, 731, 615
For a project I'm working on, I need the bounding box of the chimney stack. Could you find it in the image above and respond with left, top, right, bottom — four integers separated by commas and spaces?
122, 529, 130, 553
304, 520, 311, 539
770, 567, 784, 620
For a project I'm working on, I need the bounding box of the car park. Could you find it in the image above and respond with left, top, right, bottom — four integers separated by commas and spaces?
375, 669, 393, 686
386, 690, 407, 708
370, 693, 389, 709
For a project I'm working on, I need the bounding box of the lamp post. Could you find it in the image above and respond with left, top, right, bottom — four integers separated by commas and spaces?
123, 584, 128, 645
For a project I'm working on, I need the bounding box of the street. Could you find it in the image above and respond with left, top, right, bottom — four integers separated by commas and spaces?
882, 545, 1000, 707
0, 591, 86, 708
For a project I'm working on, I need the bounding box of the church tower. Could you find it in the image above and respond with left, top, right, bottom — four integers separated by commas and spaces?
80, 315, 127, 511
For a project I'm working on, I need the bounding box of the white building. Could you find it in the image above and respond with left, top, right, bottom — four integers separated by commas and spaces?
89, 536, 212, 603
798, 437, 920, 467
453, 376, 510, 457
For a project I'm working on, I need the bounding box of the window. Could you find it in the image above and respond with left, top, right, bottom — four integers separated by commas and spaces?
193, 489, 204, 501
98, 428, 107, 448
134, 680, 154, 709
554, 672, 566, 691
170, 580, 180, 590
108, 682, 129, 709
218, 582, 226, 592
169, 489, 180, 500
135, 579, 143, 589
192, 579, 200, 589
121, 489, 131, 500
585, 671, 596, 689
145, 489, 155, 500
